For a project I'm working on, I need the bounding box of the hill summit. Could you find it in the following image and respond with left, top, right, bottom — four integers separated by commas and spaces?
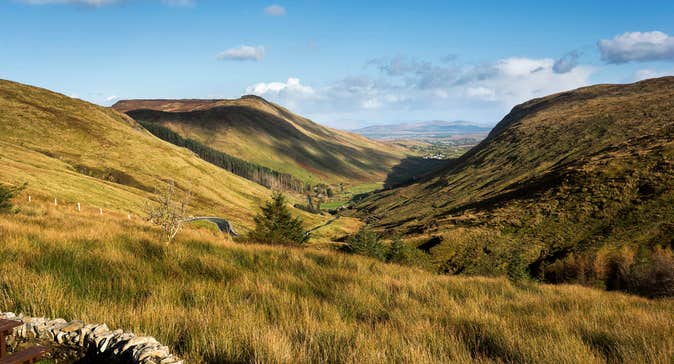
113, 97, 407, 184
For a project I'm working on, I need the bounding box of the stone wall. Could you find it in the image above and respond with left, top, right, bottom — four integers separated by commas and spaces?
0, 312, 182, 364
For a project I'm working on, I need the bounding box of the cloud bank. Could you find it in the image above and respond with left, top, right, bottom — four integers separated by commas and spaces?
245, 56, 593, 125
598, 31, 674, 64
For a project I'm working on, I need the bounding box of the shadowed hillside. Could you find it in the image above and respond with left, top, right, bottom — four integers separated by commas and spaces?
0, 79, 341, 234
354, 77, 674, 287
113, 97, 407, 184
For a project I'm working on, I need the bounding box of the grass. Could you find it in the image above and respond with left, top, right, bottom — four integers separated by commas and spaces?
355, 77, 674, 282
0, 79, 349, 238
114, 98, 408, 184
1, 203, 673, 363
319, 182, 384, 211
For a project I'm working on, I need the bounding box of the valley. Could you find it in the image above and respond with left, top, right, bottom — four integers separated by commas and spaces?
1, 74, 673, 363
1, 49, 673, 364
3, 3, 674, 363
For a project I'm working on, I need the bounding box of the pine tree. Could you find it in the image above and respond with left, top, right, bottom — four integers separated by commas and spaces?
250, 192, 308, 245
0, 182, 26, 213
346, 226, 387, 261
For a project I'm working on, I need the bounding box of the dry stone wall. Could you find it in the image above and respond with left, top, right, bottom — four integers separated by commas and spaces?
0, 312, 182, 364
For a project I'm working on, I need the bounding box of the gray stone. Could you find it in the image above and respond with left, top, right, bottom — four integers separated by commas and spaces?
0, 311, 179, 363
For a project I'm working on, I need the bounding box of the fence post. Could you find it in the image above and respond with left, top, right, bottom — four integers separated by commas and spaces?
54, 198, 58, 206
77, 202, 81, 212
28, 195, 32, 203
99, 208, 103, 216
127, 213, 131, 220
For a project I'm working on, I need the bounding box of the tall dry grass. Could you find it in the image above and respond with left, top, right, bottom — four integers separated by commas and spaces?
0, 202, 673, 363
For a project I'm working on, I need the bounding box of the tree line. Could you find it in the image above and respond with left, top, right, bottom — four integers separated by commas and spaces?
139, 121, 306, 193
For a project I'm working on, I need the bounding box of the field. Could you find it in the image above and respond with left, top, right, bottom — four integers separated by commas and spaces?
319, 182, 383, 210
1, 202, 672, 363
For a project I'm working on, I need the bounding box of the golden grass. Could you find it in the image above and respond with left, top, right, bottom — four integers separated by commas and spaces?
0, 79, 348, 238
1, 204, 672, 363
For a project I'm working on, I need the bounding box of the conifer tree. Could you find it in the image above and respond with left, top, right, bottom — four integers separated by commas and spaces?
250, 192, 308, 245
0, 182, 26, 213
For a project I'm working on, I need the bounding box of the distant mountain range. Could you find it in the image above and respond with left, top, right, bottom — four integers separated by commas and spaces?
351, 120, 492, 140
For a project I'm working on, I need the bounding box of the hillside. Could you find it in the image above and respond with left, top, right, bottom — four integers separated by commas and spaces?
352, 120, 491, 140
0, 79, 344, 234
1, 204, 672, 363
112, 97, 407, 184
354, 77, 674, 283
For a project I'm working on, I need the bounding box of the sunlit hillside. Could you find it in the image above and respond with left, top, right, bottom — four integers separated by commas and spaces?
1, 203, 672, 363
355, 77, 674, 286
0, 79, 349, 235
112, 97, 408, 184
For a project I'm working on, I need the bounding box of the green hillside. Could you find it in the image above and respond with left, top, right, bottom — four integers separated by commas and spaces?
354, 77, 674, 288
112, 97, 408, 184
0, 79, 344, 235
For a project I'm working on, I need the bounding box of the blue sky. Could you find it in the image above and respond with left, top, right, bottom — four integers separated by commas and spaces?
2, 0, 674, 129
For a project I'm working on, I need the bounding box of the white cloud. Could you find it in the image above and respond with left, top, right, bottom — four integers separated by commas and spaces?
474, 57, 592, 106
598, 31, 674, 64
244, 56, 593, 126
633, 68, 674, 81
264, 4, 286, 16
246, 78, 314, 108
217, 45, 265, 61
466, 86, 496, 100
247, 78, 314, 95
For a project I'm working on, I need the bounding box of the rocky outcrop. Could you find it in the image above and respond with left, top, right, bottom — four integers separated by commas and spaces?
0, 312, 182, 364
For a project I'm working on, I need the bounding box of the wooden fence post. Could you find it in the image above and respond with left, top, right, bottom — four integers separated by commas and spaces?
99, 208, 103, 216
77, 202, 81, 212
28, 195, 32, 203
54, 198, 58, 206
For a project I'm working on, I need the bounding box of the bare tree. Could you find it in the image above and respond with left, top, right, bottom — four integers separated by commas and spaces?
146, 180, 191, 244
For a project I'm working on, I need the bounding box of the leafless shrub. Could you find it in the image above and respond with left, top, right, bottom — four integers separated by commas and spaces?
145, 180, 191, 244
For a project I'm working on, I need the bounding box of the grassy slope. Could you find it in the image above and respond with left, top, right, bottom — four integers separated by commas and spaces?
112, 97, 408, 184
1, 205, 672, 363
355, 77, 674, 271
0, 79, 350, 236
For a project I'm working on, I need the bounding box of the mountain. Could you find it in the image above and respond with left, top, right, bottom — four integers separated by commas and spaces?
112, 97, 407, 184
354, 77, 674, 283
0, 80, 336, 233
352, 120, 492, 140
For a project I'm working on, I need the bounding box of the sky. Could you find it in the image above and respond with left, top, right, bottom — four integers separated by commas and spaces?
1, 0, 674, 129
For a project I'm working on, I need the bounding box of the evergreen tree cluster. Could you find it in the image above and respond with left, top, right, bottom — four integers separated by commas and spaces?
249, 192, 308, 245
343, 227, 430, 267
140, 121, 306, 193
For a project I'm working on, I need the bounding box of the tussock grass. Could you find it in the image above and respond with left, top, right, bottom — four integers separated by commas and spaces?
1, 205, 672, 363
